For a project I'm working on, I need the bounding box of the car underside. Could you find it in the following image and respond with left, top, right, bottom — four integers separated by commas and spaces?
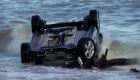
20, 10, 103, 69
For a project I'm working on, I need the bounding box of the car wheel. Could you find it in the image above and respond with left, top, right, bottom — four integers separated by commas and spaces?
89, 10, 100, 30
21, 43, 30, 63
77, 38, 96, 63
31, 15, 42, 33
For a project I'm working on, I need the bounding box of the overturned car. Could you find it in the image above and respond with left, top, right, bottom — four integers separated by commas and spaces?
20, 10, 103, 68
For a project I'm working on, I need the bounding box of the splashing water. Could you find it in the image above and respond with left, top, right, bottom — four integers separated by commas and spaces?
99, 32, 140, 70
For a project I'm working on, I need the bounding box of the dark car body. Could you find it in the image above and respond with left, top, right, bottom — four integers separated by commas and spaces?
20, 10, 103, 68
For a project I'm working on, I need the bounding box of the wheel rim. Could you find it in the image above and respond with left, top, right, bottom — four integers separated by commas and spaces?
84, 41, 94, 59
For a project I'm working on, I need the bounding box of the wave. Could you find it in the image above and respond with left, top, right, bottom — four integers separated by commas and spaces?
0, 22, 31, 54
0, 21, 140, 70
100, 33, 140, 71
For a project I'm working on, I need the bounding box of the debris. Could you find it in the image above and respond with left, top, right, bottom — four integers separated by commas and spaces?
130, 68, 140, 72
96, 49, 108, 69
96, 49, 139, 70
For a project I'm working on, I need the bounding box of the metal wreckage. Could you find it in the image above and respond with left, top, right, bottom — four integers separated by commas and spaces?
20, 10, 140, 72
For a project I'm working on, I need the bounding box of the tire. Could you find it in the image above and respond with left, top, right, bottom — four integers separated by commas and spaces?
77, 38, 96, 62
20, 43, 30, 63
89, 10, 100, 30
31, 15, 42, 33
